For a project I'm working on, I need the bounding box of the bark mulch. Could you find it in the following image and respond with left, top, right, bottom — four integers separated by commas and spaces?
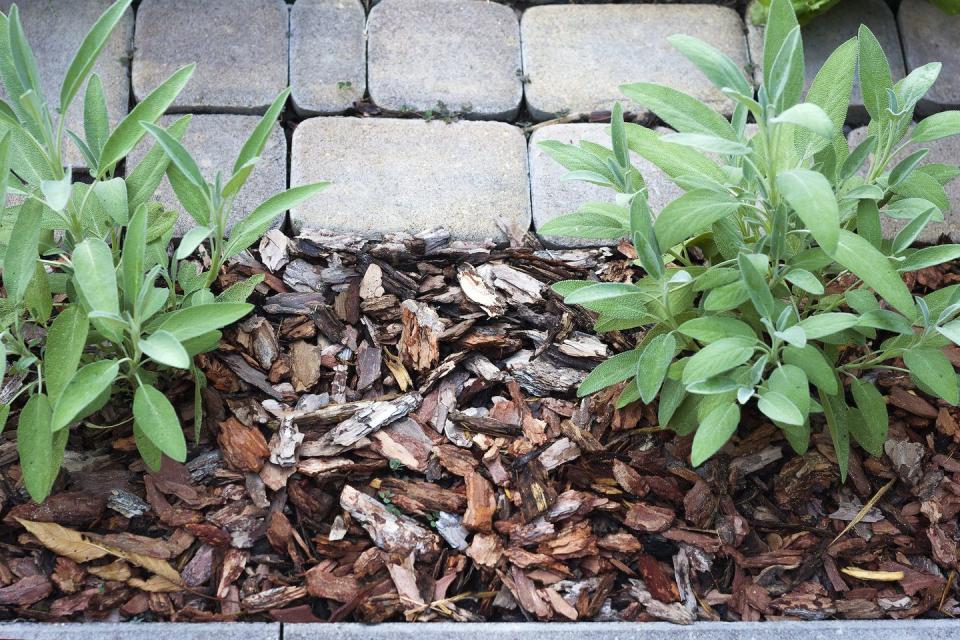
0, 223, 958, 624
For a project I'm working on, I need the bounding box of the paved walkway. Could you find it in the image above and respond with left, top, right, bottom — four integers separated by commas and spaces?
11, 0, 960, 244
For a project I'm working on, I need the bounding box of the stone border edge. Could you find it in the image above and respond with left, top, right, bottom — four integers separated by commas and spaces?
0, 618, 957, 639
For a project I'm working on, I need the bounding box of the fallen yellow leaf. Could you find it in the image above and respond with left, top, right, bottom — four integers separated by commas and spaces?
384, 350, 412, 391
841, 567, 905, 581
17, 518, 108, 563
17, 518, 182, 587
93, 541, 182, 585
128, 575, 183, 593
87, 559, 132, 582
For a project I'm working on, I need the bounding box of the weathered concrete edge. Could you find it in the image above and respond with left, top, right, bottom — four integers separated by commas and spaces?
0, 621, 280, 639
284, 619, 960, 639
1, 619, 957, 639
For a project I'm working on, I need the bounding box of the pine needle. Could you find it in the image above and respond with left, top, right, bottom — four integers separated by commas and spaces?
831, 477, 896, 546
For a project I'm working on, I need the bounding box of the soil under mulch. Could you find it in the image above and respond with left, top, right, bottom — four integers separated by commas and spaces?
0, 223, 958, 624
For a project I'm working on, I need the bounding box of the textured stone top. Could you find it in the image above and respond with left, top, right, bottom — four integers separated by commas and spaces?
521, 4, 749, 120
289, 117, 531, 242
290, 0, 367, 116
367, 0, 524, 120
133, 0, 288, 114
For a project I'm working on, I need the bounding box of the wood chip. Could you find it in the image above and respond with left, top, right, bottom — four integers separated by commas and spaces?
463, 470, 496, 533
217, 417, 270, 472
339, 485, 441, 557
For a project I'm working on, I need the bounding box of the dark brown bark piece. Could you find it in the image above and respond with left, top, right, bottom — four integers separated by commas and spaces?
305, 567, 360, 603
636, 554, 680, 603
399, 299, 444, 373
0, 575, 52, 606
513, 458, 557, 522
624, 503, 674, 533
217, 417, 270, 472
380, 477, 467, 515
4, 492, 106, 528
463, 470, 496, 533
613, 459, 649, 497
888, 386, 937, 418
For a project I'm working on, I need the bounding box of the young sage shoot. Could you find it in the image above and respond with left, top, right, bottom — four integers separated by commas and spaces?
0, 1, 327, 501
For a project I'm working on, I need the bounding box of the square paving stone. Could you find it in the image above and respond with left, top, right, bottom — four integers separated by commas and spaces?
746, 0, 905, 124
133, 0, 288, 114
126, 114, 287, 237
0, 0, 133, 169
898, 0, 960, 115
848, 125, 960, 243
520, 4, 749, 121
290, 0, 366, 116
289, 117, 531, 242
529, 123, 685, 248
367, 0, 523, 120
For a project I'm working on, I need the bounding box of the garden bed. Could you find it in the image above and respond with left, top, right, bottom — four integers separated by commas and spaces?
0, 225, 957, 624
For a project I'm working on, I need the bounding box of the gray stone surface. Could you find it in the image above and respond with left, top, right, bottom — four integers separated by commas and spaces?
898, 0, 960, 115
0, 620, 956, 639
520, 4, 749, 121
367, 0, 523, 120
284, 620, 960, 640
746, 0, 905, 124
290, 0, 366, 116
849, 125, 960, 243
529, 123, 685, 248
0, 0, 133, 169
0, 620, 958, 640
290, 117, 530, 242
0, 622, 280, 639
133, 0, 288, 114
126, 114, 287, 237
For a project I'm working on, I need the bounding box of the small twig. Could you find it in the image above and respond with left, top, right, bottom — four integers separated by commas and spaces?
939, 570, 956, 615
830, 477, 896, 546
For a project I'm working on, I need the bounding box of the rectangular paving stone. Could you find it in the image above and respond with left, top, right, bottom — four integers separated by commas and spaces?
126, 114, 287, 237
898, 0, 960, 115
520, 4, 748, 121
849, 125, 960, 243
0, 0, 133, 170
290, 0, 366, 116
284, 620, 960, 640
367, 0, 523, 121
529, 123, 684, 248
746, 0, 904, 125
0, 622, 280, 640
1, 620, 959, 640
290, 117, 530, 242
133, 0, 288, 114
